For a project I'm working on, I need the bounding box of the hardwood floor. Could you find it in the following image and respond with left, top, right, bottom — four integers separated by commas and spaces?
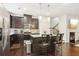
0, 43, 79, 56
62, 43, 79, 56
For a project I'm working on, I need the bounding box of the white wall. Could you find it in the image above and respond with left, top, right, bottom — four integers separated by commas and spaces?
0, 8, 10, 28
58, 15, 79, 43
66, 16, 79, 42
50, 17, 59, 28
58, 15, 68, 42
50, 17, 59, 35
39, 16, 50, 36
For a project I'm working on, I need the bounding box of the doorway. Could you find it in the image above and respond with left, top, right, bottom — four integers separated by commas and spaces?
69, 32, 75, 43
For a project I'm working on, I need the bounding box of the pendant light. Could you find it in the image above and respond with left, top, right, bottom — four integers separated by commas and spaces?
47, 4, 50, 22
38, 3, 42, 20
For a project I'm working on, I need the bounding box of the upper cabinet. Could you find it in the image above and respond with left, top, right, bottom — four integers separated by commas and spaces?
10, 14, 39, 33
24, 14, 32, 29
30, 18, 39, 29
24, 14, 39, 33
10, 15, 24, 28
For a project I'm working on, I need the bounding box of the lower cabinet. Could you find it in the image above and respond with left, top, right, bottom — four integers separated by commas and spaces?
32, 37, 56, 56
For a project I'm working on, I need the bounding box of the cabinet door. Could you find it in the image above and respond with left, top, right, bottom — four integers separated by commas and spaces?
10, 16, 24, 28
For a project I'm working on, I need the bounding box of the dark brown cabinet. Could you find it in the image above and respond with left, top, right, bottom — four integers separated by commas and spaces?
32, 36, 56, 56
10, 15, 24, 28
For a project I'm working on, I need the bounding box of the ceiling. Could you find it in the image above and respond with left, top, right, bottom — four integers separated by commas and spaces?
1, 3, 79, 17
